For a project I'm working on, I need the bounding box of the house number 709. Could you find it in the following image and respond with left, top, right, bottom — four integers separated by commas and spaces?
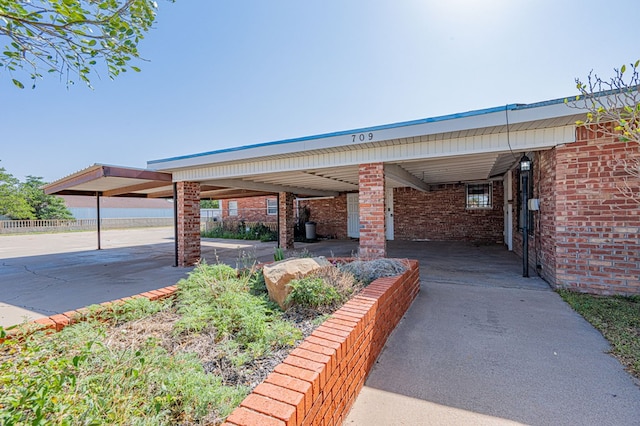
352, 132, 374, 142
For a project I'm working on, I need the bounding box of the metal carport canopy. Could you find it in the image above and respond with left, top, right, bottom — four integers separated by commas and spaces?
42, 164, 177, 259
43, 164, 278, 264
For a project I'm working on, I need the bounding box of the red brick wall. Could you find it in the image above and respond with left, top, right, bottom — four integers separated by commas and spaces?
358, 163, 386, 258
537, 149, 558, 285
177, 181, 201, 267
394, 182, 504, 243
221, 197, 277, 223
550, 126, 640, 294
224, 260, 420, 426
303, 194, 348, 239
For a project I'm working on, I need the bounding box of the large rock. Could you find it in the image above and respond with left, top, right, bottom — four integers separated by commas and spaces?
263, 256, 332, 309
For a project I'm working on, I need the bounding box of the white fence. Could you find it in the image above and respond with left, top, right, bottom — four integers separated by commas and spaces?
0, 218, 174, 234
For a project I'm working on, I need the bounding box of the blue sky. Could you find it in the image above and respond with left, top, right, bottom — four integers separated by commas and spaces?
2, 0, 639, 182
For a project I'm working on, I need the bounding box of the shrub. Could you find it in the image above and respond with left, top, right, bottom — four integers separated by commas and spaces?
339, 258, 408, 286
286, 276, 343, 310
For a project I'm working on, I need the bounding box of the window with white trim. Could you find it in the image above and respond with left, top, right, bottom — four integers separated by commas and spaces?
266, 198, 277, 215
228, 200, 238, 216
466, 183, 492, 209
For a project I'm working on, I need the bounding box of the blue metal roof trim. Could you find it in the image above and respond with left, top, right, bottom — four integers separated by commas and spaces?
148, 95, 573, 166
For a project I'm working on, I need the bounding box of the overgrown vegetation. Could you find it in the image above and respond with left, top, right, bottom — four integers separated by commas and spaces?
558, 290, 640, 379
201, 221, 277, 242
174, 264, 301, 359
0, 264, 303, 425
0, 256, 410, 424
0, 297, 248, 425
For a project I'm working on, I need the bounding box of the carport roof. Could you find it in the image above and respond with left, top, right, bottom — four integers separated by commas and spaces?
43, 164, 174, 198
43, 164, 276, 199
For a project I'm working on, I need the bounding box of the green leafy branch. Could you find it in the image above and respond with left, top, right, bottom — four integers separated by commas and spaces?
565, 60, 640, 203
566, 60, 640, 141
0, 0, 167, 89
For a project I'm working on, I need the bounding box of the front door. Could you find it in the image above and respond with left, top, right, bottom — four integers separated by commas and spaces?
385, 188, 394, 240
347, 193, 360, 238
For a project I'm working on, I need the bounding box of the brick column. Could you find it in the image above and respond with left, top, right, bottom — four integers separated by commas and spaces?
359, 163, 386, 259
177, 181, 201, 267
278, 192, 295, 249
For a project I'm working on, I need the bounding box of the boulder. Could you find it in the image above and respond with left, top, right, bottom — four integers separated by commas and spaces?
263, 256, 332, 309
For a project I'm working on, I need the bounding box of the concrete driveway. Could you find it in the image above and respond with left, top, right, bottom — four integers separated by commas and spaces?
2, 231, 639, 425
346, 241, 640, 425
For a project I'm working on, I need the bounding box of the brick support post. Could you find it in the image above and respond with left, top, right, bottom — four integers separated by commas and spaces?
359, 163, 386, 259
177, 181, 201, 267
278, 192, 295, 249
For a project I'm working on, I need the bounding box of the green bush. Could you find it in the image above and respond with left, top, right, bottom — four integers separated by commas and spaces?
286, 276, 343, 309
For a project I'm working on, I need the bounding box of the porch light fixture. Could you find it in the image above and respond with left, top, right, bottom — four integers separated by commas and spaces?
520, 154, 531, 277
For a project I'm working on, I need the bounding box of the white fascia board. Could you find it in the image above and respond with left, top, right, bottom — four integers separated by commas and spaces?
148, 100, 579, 172
171, 125, 575, 183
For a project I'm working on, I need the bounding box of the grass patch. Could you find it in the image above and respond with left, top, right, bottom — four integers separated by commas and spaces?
558, 290, 640, 379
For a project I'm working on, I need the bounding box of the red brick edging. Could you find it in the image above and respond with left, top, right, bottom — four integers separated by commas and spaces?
224, 259, 420, 426
0, 285, 178, 340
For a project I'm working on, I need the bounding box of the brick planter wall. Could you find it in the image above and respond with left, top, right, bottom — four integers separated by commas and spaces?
1, 260, 420, 426
224, 260, 420, 426
0, 285, 178, 342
